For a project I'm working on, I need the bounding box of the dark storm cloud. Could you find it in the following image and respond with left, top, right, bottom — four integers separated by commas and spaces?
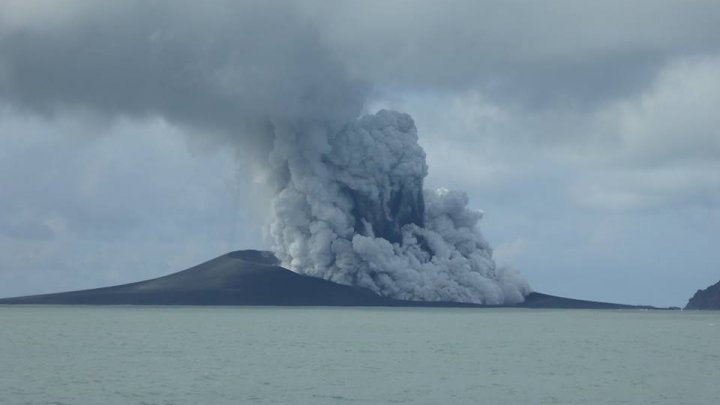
3, 0, 719, 120
0, 0, 366, 144
307, 0, 720, 108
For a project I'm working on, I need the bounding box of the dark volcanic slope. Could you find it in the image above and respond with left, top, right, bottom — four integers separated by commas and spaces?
685, 280, 720, 310
0, 250, 395, 306
0, 250, 656, 309
518, 291, 653, 310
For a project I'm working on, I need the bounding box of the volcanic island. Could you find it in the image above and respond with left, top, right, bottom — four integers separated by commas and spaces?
0, 249, 661, 309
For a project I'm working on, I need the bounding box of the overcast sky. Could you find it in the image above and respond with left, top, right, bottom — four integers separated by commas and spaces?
1, 0, 719, 307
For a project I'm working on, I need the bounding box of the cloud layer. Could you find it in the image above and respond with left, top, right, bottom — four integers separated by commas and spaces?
1, 0, 719, 306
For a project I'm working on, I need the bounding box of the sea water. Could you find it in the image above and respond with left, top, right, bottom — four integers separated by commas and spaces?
0, 306, 718, 405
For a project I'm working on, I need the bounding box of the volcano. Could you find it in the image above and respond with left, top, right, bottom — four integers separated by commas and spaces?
0, 250, 659, 309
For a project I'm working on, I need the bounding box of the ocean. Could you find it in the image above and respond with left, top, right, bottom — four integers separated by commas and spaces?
1, 306, 718, 405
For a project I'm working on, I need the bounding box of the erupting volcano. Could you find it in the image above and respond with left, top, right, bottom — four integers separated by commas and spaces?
269, 110, 529, 304
0, 1, 531, 305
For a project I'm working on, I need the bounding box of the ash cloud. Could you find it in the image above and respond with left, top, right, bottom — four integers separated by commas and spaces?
0, 1, 366, 145
0, 0, 529, 303
270, 111, 528, 303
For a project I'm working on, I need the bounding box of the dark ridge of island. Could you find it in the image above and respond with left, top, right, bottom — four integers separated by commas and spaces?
685, 280, 720, 310
0, 250, 660, 309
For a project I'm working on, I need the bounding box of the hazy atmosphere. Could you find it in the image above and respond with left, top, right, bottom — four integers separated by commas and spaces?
1, 0, 719, 307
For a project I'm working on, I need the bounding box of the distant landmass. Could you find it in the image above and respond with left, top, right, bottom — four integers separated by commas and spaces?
0, 250, 661, 309
685, 280, 720, 310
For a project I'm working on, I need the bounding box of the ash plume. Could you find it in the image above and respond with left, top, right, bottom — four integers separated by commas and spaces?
0, 0, 530, 304
270, 111, 529, 303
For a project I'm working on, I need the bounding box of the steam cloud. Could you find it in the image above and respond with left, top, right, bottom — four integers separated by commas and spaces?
270, 112, 529, 303
0, 1, 530, 304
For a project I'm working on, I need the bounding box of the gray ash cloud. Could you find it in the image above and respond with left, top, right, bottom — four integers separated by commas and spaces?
0, 0, 532, 303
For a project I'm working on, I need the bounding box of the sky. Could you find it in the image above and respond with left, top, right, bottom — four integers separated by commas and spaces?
1, 0, 719, 307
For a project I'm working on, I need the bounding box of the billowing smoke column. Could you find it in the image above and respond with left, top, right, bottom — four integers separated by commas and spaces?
0, 0, 530, 304
269, 111, 529, 304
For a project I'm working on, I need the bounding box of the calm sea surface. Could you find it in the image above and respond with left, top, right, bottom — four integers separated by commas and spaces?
1, 306, 718, 405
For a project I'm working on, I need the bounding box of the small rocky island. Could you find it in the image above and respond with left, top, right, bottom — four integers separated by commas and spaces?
685, 280, 720, 310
